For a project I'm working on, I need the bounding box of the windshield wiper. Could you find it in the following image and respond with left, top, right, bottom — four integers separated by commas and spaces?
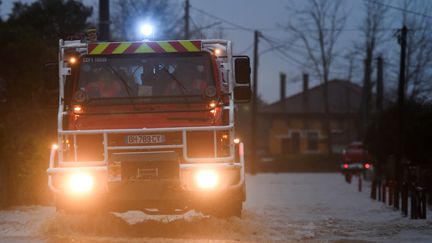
103, 63, 138, 109
104, 64, 133, 96
162, 67, 189, 94
160, 67, 193, 107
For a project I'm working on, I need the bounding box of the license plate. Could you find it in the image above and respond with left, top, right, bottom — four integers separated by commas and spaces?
126, 135, 165, 144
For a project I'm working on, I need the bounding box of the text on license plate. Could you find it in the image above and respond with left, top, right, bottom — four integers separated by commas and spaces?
126, 135, 165, 144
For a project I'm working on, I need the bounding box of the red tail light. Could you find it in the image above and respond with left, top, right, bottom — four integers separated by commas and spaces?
364, 163, 371, 169
343, 164, 349, 169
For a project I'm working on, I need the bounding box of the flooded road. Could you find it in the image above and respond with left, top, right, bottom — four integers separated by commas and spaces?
1, 173, 431, 242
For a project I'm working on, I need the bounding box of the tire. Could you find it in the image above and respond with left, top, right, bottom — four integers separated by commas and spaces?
55, 195, 107, 215
200, 186, 244, 218
197, 182, 245, 218
224, 199, 243, 217
201, 199, 242, 218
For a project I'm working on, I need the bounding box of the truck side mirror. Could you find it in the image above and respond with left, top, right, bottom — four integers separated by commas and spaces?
234, 56, 251, 103
234, 57, 251, 84
43, 62, 58, 91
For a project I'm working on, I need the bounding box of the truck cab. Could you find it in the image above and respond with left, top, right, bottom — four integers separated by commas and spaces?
47, 39, 251, 217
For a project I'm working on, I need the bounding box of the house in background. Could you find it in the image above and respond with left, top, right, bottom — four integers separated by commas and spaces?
260, 76, 364, 155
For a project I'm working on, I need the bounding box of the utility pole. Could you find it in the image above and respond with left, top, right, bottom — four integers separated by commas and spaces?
250, 30, 260, 174
398, 26, 407, 108
280, 72, 286, 103
184, 0, 190, 39
372, 56, 384, 201
376, 56, 384, 113
99, 0, 110, 41
395, 25, 408, 211
361, 58, 372, 139
303, 73, 309, 132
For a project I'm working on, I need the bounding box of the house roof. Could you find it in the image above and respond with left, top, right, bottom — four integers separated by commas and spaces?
261, 79, 363, 114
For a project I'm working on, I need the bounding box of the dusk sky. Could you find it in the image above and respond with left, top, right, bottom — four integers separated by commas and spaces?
1, 1, 432, 241
1, 0, 410, 103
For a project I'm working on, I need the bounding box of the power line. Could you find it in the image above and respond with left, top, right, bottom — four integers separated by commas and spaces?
200, 25, 432, 34
189, 2, 399, 76
191, 1, 432, 37
188, 15, 204, 39
261, 34, 379, 81
190, 5, 253, 32
218, 26, 387, 32
265, 34, 382, 65
238, 42, 254, 54
190, 7, 388, 33
260, 35, 309, 67
369, 0, 432, 19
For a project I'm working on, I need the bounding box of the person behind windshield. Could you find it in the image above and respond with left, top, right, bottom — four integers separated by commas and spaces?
85, 71, 126, 98
152, 64, 183, 96
190, 64, 208, 95
178, 63, 208, 95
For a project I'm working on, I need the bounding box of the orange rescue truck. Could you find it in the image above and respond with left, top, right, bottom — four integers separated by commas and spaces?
47, 39, 251, 217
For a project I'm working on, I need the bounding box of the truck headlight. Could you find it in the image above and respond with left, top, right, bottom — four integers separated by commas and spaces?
195, 170, 219, 189
67, 172, 94, 194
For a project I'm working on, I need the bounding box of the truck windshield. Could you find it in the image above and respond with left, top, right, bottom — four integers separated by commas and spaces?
76, 52, 215, 102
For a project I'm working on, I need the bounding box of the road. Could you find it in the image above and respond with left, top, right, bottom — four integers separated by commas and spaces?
1, 173, 431, 242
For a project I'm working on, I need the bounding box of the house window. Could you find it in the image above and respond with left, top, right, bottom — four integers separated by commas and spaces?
307, 132, 319, 151
291, 132, 300, 154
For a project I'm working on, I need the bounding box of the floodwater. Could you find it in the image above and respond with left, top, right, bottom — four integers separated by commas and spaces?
1, 173, 431, 242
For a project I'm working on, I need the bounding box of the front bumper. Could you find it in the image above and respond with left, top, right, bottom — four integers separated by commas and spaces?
47, 143, 246, 199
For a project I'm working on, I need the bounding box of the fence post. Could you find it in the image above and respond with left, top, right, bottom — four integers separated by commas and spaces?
419, 187, 427, 219
410, 183, 417, 219
378, 178, 382, 201
401, 181, 408, 217
389, 181, 394, 206
358, 173, 362, 192
371, 178, 377, 199
393, 180, 399, 210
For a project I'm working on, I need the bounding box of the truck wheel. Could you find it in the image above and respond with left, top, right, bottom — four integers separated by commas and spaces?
55, 196, 107, 215
202, 198, 243, 218
224, 199, 243, 217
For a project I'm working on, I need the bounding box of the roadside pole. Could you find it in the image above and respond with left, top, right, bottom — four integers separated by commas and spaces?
184, 0, 190, 39
250, 30, 260, 174
395, 25, 408, 211
99, 0, 110, 41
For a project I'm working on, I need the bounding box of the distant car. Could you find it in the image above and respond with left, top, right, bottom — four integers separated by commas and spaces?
342, 141, 371, 164
341, 142, 373, 183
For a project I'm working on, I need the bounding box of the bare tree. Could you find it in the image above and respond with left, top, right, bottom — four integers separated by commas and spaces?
358, 0, 389, 136
284, 0, 347, 153
188, 14, 223, 39
399, 1, 432, 100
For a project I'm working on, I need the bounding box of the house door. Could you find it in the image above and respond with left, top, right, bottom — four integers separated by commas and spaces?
291, 132, 300, 154
281, 138, 290, 154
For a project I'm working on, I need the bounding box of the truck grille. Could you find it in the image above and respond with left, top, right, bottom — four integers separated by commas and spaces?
111, 151, 179, 181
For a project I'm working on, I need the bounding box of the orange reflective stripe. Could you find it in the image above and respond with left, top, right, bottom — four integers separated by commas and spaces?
88, 40, 202, 55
